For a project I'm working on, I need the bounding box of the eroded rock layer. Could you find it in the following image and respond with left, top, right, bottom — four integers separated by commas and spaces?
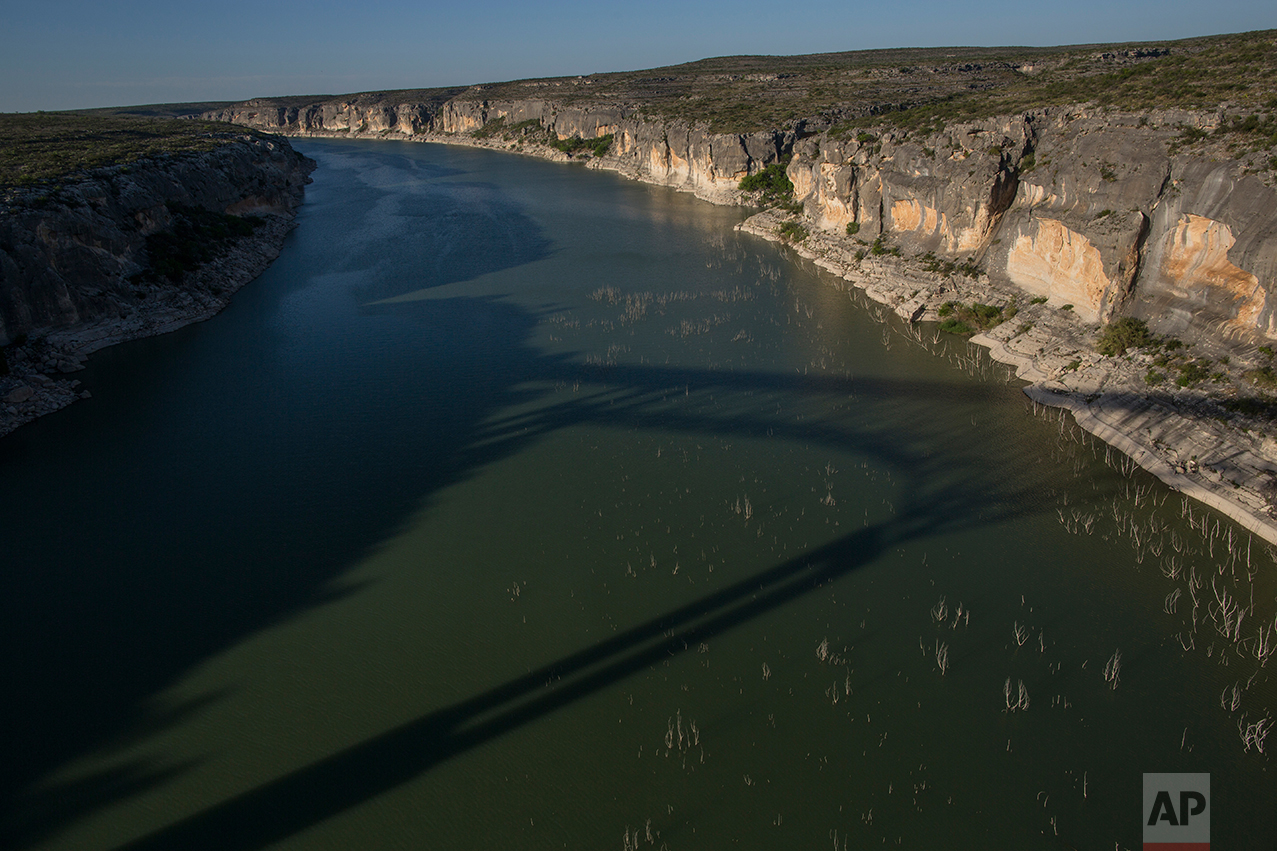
205, 95, 1277, 351
0, 135, 313, 346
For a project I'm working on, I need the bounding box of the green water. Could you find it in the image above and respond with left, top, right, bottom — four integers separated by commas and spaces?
1, 139, 1273, 849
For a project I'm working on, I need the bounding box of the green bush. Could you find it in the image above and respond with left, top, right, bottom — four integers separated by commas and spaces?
1246, 366, 1277, 390
549, 133, 613, 157
1096, 316, 1154, 356
971, 303, 1002, 325
739, 161, 794, 208
936, 300, 1007, 333
777, 221, 808, 242
845, 222, 860, 236
939, 318, 975, 335
1175, 359, 1212, 386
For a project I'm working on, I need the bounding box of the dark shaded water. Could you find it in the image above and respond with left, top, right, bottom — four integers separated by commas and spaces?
1, 139, 1273, 849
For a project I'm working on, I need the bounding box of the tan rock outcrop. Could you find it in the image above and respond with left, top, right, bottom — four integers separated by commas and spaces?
1161, 214, 1265, 330
1005, 218, 1109, 321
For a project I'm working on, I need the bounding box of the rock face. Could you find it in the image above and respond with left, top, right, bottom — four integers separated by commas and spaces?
788, 109, 1277, 347
0, 135, 313, 346
0, 135, 314, 438
205, 94, 1276, 352
204, 96, 791, 205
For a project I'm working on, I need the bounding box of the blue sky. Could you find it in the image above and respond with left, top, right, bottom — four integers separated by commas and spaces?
2, 0, 1275, 112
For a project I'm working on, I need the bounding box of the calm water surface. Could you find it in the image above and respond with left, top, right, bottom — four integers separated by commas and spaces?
2, 139, 1274, 849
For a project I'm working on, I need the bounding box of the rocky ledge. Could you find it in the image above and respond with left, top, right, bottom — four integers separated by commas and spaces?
740, 208, 1277, 544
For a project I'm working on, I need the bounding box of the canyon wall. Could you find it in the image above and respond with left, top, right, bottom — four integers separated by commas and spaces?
204, 94, 1277, 350
204, 97, 792, 205
789, 109, 1277, 347
0, 135, 313, 346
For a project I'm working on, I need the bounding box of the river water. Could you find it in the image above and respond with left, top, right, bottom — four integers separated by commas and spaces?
2, 139, 1273, 849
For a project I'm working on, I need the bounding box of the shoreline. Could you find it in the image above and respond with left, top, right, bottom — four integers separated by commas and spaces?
736, 208, 1277, 546
10, 128, 1277, 547
0, 213, 297, 440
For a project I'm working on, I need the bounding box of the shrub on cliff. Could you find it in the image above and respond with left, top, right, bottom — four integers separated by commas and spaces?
549, 134, 613, 157
472, 117, 507, 139
739, 161, 794, 208
1096, 317, 1154, 356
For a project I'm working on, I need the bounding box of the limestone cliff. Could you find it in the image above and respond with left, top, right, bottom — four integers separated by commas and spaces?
0, 133, 313, 437
788, 109, 1277, 347
203, 94, 1277, 352
197, 65, 1277, 537
0, 134, 313, 347
204, 95, 791, 205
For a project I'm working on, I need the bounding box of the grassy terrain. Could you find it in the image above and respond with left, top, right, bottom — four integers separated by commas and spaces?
0, 113, 266, 190
263, 31, 1275, 136
199, 30, 1276, 138
2, 32, 1267, 198
832, 30, 1277, 137
73, 102, 242, 119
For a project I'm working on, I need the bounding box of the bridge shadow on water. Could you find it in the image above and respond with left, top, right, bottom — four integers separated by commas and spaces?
1, 288, 1108, 850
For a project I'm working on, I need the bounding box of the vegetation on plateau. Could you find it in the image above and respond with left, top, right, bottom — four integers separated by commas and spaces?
443, 31, 1277, 137
831, 30, 1277, 139
208, 31, 1277, 161
0, 113, 263, 191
